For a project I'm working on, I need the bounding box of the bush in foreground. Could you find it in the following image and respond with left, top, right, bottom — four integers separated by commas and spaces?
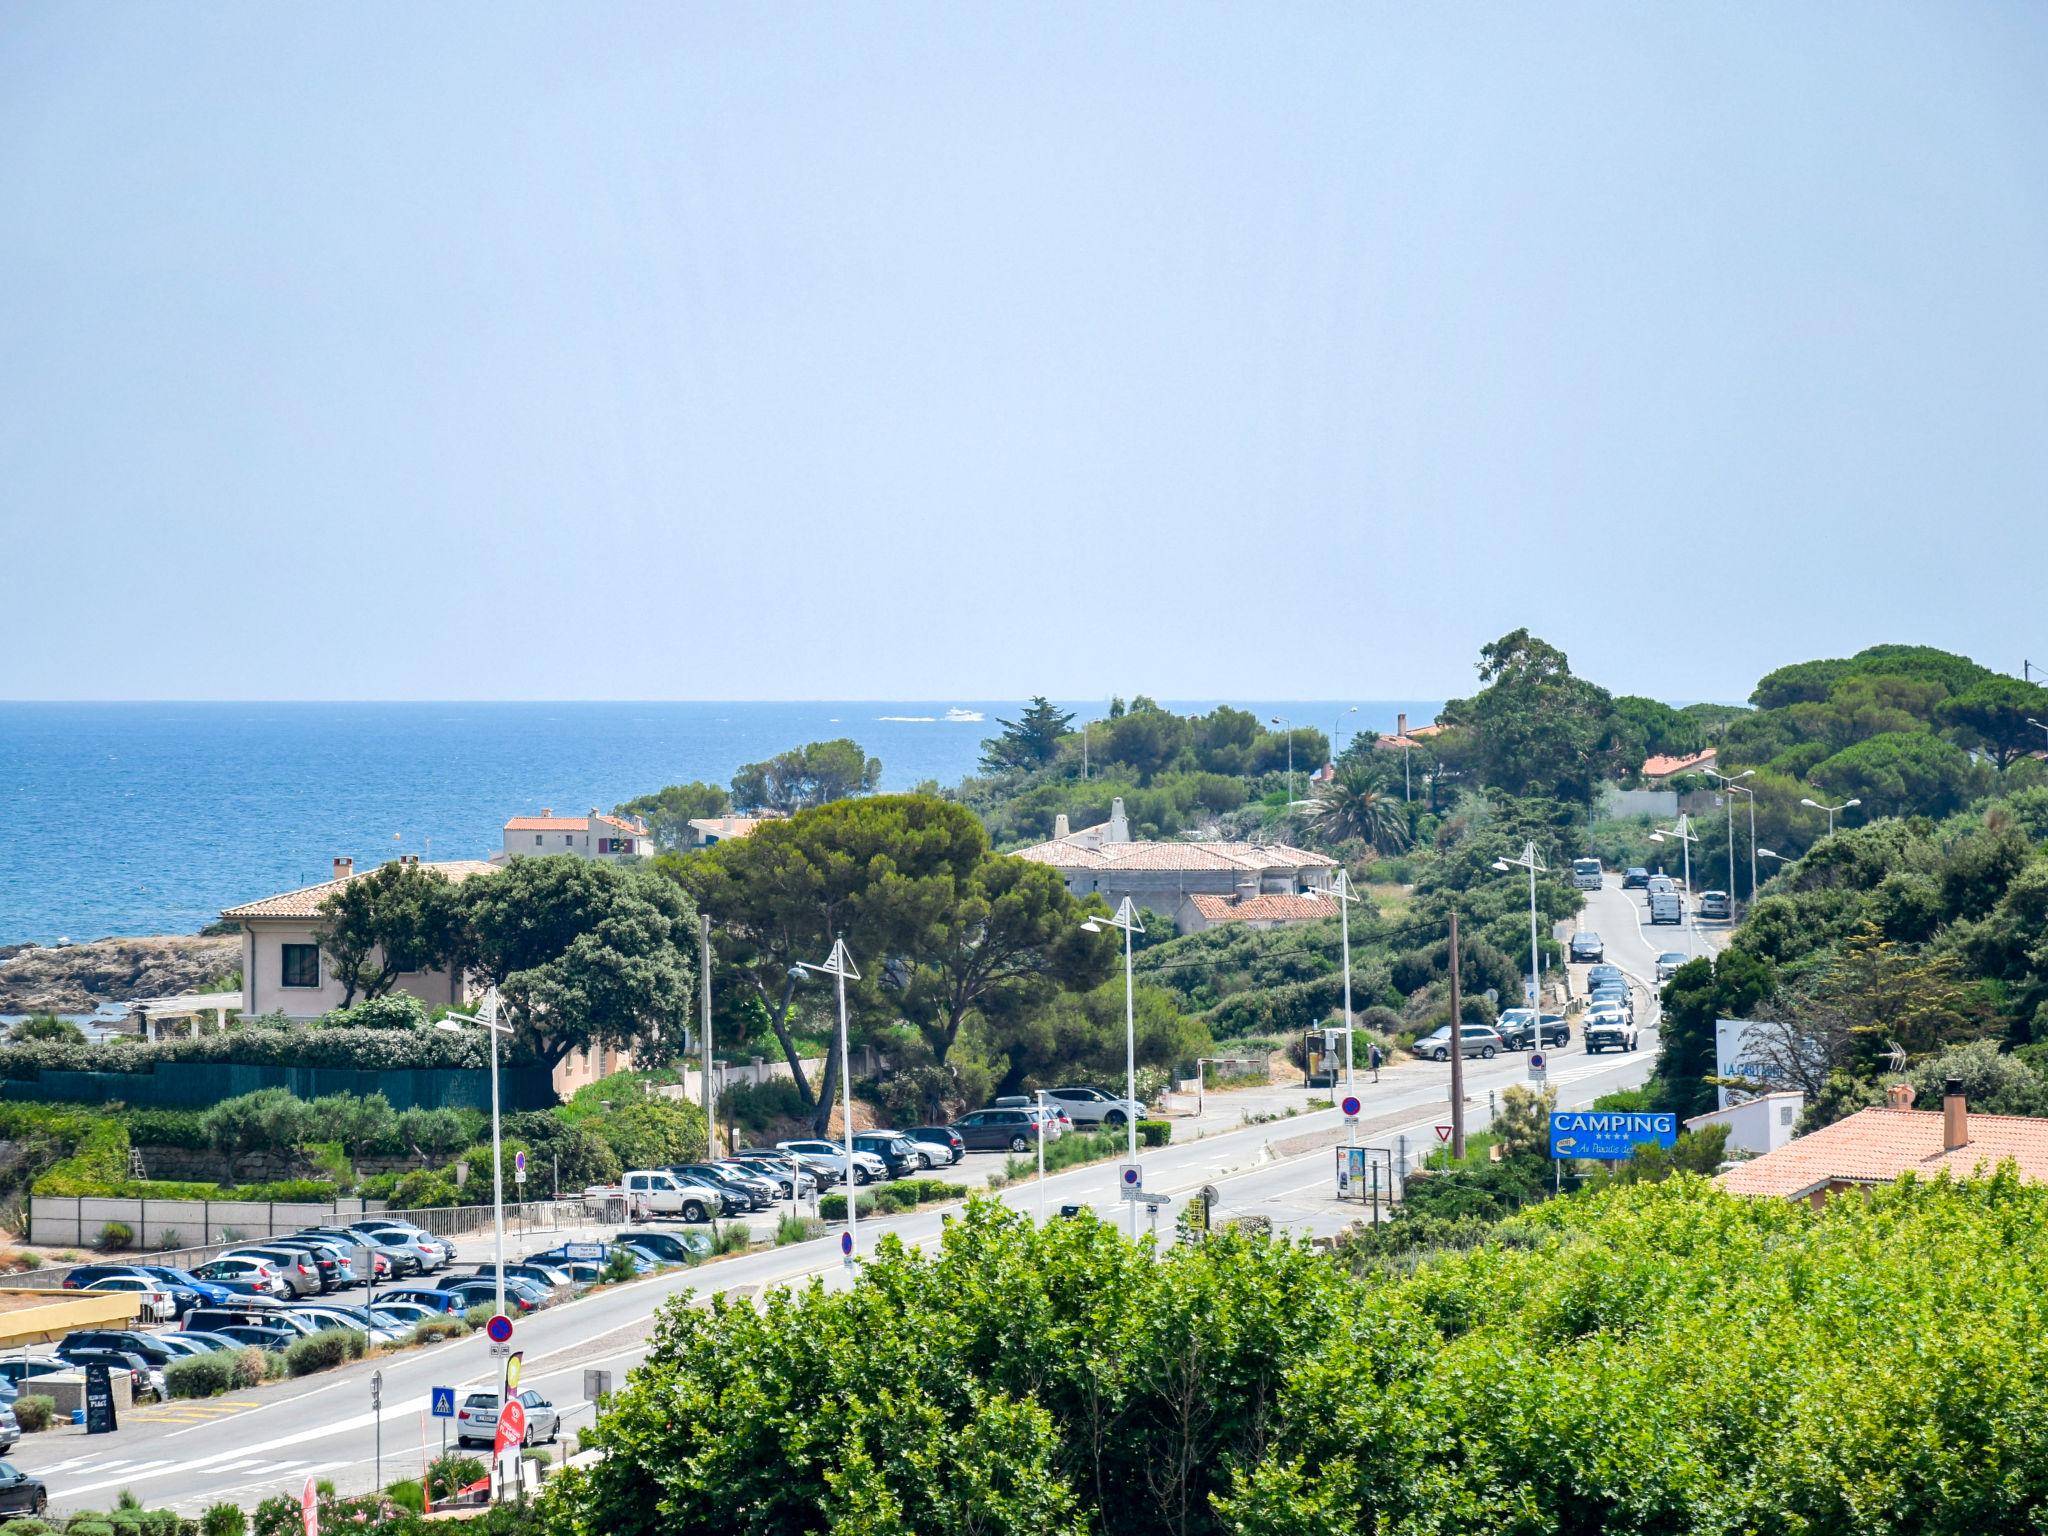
284, 1327, 365, 1377
166, 1352, 234, 1399
555, 1173, 2048, 1536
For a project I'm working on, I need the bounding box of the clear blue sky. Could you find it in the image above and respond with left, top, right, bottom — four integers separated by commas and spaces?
4, 5, 2043, 703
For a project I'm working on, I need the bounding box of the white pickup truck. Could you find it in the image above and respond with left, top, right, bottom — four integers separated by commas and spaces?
585, 1169, 725, 1223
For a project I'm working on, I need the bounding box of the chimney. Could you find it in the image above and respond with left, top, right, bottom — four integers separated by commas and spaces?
1108, 797, 1130, 844
541, 808, 552, 818
1943, 1077, 1968, 1151
332, 856, 354, 881
1397, 712, 1408, 741
1053, 813, 1071, 840
590, 807, 599, 818
1884, 1082, 1916, 1110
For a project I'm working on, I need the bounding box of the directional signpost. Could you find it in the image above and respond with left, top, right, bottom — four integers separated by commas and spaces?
564, 1242, 603, 1261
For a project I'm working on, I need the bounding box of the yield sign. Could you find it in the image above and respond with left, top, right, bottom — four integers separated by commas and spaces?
1434, 1124, 1452, 1143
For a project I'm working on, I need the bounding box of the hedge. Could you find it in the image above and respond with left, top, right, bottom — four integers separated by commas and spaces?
167, 1352, 235, 1399
1136, 1119, 1171, 1148
0, 1024, 509, 1078
820, 1180, 967, 1220
285, 1327, 366, 1377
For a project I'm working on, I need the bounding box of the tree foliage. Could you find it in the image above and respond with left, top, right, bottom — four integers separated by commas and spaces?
979, 697, 1074, 774
1439, 629, 1632, 805
731, 739, 882, 813
315, 861, 467, 1006
614, 781, 733, 850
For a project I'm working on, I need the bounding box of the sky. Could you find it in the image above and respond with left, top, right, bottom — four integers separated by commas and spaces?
3, 4, 2044, 705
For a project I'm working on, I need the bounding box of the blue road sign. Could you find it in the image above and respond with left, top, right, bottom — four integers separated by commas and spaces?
431, 1386, 456, 1419
1340, 1095, 1361, 1118
840, 1231, 854, 1256
1549, 1111, 1677, 1160
485, 1313, 514, 1344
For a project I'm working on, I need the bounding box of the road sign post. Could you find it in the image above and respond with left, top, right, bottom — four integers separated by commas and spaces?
372, 1368, 383, 1490
1527, 1050, 1547, 1084
431, 1384, 455, 1463
1118, 1162, 1143, 1201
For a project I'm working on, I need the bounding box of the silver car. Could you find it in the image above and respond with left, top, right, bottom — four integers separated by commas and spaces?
1040, 1085, 1149, 1127
456, 1387, 560, 1448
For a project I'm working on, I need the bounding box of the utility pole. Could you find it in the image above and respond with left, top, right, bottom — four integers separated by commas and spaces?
699, 913, 714, 1157
1448, 911, 1465, 1160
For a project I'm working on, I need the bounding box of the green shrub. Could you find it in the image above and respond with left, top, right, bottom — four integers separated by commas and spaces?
1136, 1119, 1171, 1148
138, 1511, 178, 1536
521, 1448, 552, 1467
285, 1327, 364, 1377
12, 1394, 54, 1432
122, 1107, 213, 1149
1002, 1129, 1123, 1180
65, 1522, 114, 1536
463, 1304, 495, 1331
600, 1248, 637, 1284
230, 1346, 269, 1388
389, 1169, 461, 1209
426, 1454, 489, 1503
166, 1352, 234, 1399
383, 1479, 425, 1515
407, 1316, 467, 1344
153, 1229, 182, 1250
230, 1177, 342, 1203
0, 1518, 56, 1536
776, 1213, 825, 1245
818, 1192, 875, 1221
200, 1504, 247, 1536
711, 1223, 750, 1255
249, 1497, 296, 1536
96, 1221, 131, 1251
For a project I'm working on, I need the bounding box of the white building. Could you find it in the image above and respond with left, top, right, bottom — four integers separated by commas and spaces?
1014, 798, 1337, 935
501, 809, 652, 861
222, 856, 497, 1019
1684, 1090, 1805, 1158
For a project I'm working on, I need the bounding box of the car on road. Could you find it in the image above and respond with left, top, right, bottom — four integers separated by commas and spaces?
851, 1132, 925, 1179
906, 1126, 966, 1165
77, 1277, 177, 1322
777, 1139, 890, 1186
1571, 857, 1604, 891
190, 1256, 289, 1299
1494, 1010, 1570, 1051
0, 1461, 46, 1517
1655, 951, 1687, 983
1415, 1024, 1506, 1062
1568, 931, 1605, 964
1649, 893, 1683, 925
950, 1107, 1052, 1153
1645, 874, 1676, 898
1038, 1085, 1150, 1127
1584, 1003, 1640, 1053
456, 1387, 560, 1448
1590, 982, 1634, 1020
1587, 962, 1624, 986
1698, 890, 1731, 920
1622, 867, 1650, 890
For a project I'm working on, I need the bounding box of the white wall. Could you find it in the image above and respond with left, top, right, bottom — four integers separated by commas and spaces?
242, 919, 467, 1019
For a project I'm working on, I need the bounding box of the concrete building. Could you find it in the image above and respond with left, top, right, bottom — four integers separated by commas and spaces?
222, 856, 497, 1019
501, 809, 653, 861
1683, 1090, 1805, 1158
1717, 1080, 2048, 1206
1014, 798, 1337, 935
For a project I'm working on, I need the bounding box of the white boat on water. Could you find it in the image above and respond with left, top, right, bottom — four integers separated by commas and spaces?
944, 707, 985, 723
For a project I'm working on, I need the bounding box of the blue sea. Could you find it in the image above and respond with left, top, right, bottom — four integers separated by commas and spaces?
0, 700, 1442, 945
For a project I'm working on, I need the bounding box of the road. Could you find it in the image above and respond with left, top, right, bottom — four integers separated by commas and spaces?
18, 875, 1721, 1516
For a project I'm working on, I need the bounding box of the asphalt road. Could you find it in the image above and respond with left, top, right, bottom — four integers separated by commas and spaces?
19, 874, 1721, 1515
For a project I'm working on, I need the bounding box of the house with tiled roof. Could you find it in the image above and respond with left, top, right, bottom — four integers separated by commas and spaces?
1015, 798, 1337, 934
1716, 1080, 2048, 1206
222, 856, 498, 1019
501, 808, 653, 861
1640, 748, 1718, 784
682, 814, 776, 849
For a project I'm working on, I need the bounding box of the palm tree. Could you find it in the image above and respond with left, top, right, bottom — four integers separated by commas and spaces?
1309, 766, 1411, 856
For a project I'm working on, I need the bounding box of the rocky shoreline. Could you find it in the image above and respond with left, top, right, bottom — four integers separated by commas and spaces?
0, 934, 241, 1014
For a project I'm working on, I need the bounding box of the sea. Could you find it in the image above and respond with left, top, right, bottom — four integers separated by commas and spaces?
0, 700, 1443, 946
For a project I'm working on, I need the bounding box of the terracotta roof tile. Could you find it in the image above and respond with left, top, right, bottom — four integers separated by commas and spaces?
223, 859, 499, 920
1188, 893, 1334, 926
1716, 1105, 2048, 1199
1013, 839, 1336, 873
1641, 749, 1718, 779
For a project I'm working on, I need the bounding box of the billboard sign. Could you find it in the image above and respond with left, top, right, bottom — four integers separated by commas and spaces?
1715, 1017, 1772, 1110
1548, 1111, 1678, 1160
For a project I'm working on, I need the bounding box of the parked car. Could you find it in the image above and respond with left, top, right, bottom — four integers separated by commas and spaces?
906, 1126, 965, 1165
0, 1410, 19, 1458
295, 1230, 393, 1279
950, 1107, 1046, 1153
154, 1332, 231, 1359
345, 1222, 450, 1273
373, 1286, 463, 1314
669, 1163, 773, 1212
208, 1324, 298, 1353
183, 1306, 296, 1334
1415, 1024, 1506, 1062
59, 1330, 179, 1369
850, 1133, 923, 1179
994, 1097, 1075, 1133
612, 1230, 712, 1265
370, 1302, 440, 1329
262, 1237, 357, 1291
471, 1261, 574, 1294
1584, 1003, 1640, 1053
77, 1277, 177, 1323
720, 1155, 816, 1199
776, 1139, 890, 1186
136, 1264, 239, 1309
59, 1347, 163, 1401
0, 1360, 66, 1392
456, 1387, 560, 1448
285, 1307, 399, 1346
219, 1247, 321, 1298
438, 1278, 546, 1314
1621, 867, 1650, 889
585, 1169, 730, 1221
0, 1461, 46, 1517
1493, 1010, 1570, 1051
190, 1257, 289, 1299
311, 1227, 415, 1277
1655, 951, 1688, 983
1038, 1085, 1149, 1127
1568, 931, 1605, 964
1698, 890, 1732, 920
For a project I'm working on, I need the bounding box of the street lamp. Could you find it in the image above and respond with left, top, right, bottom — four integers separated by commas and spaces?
1320, 869, 1361, 1116
1491, 842, 1547, 1025
1800, 796, 1860, 836
436, 987, 511, 1354
792, 937, 862, 1270
1649, 815, 1699, 955
2027, 717, 2048, 755
1333, 706, 1358, 765
1757, 847, 1788, 864
1080, 897, 1144, 1238
1704, 768, 1755, 903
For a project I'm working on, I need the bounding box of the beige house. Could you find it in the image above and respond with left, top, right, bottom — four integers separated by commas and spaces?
681, 815, 774, 849
501, 809, 653, 861
222, 856, 498, 1019
1015, 798, 1337, 935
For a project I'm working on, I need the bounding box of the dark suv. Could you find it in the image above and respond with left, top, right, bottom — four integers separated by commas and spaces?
851, 1133, 922, 1179
1621, 867, 1650, 889
1494, 1011, 1570, 1051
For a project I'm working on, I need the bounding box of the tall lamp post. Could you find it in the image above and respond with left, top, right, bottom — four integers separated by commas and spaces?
1324, 868, 1360, 1108
1080, 897, 1144, 1238
1799, 796, 1860, 837
1704, 768, 1755, 902
1268, 716, 1295, 817
793, 938, 862, 1270
1332, 706, 1358, 765
1491, 842, 1547, 1028
1650, 815, 1700, 955
436, 987, 510, 1357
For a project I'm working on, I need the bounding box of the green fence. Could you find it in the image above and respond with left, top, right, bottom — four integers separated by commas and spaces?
0, 1061, 557, 1112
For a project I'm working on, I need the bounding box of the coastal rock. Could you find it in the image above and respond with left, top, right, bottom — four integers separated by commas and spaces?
0, 935, 240, 1014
